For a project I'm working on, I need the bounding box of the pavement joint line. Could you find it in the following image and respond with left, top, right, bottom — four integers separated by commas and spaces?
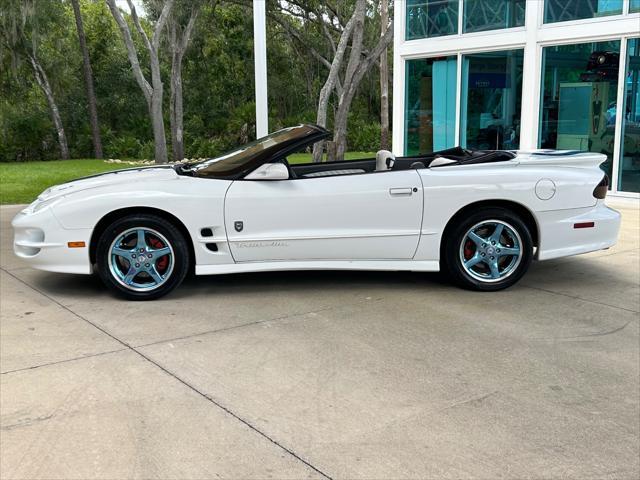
0, 348, 128, 375
0, 265, 32, 273
520, 283, 640, 314
135, 297, 383, 350
533, 319, 633, 341
0, 267, 334, 480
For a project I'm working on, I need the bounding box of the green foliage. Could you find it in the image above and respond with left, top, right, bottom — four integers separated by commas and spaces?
0, 0, 389, 162
348, 118, 382, 153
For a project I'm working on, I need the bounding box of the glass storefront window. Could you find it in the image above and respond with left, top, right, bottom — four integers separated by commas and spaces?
619, 39, 640, 192
544, 0, 623, 24
406, 0, 458, 40
460, 49, 524, 150
405, 57, 457, 155
631, 0, 640, 13
539, 41, 621, 180
464, 0, 526, 33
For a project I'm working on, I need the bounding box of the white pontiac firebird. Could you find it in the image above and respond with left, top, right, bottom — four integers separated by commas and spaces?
13, 124, 621, 300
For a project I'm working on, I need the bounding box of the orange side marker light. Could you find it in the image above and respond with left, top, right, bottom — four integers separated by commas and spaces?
67, 241, 86, 248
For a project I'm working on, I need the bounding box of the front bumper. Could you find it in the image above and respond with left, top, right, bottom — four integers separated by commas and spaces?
536, 201, 621, 261
12, 208, 93, 274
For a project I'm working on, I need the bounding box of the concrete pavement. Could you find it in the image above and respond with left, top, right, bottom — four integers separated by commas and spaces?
1, 201, 639, 479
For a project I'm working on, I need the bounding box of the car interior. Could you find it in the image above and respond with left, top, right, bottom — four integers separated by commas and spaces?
282, 146, 517, 179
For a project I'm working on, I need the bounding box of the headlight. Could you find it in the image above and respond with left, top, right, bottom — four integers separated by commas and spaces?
22, 196, 62, 215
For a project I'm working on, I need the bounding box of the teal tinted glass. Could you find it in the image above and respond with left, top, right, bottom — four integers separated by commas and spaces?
539, 41, 621, 181
460, 50, 524, 150
406, 0, 458, 40
405, 57, 457, 155
619, 39, 640, 192
464, 0, 526, 33
544, 0, 622, 24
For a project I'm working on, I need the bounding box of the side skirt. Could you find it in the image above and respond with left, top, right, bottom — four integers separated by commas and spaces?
195, 260, 440, 276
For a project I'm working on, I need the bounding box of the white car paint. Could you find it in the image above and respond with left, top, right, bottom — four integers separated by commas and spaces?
225, 169, 423, 261
12, 151, 620, 277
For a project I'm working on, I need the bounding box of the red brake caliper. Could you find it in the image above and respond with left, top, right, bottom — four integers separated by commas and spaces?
464, 240, 475, 260
149, 237, 168, 272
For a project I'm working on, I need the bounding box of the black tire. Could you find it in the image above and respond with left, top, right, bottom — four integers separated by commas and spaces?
442, 207, 533, 291
95, 214, 190, 300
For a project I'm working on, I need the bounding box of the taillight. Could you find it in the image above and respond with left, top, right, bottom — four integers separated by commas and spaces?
593, 174, 609, 199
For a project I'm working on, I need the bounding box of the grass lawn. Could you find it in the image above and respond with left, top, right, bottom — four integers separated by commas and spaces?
287, 151, 373, 164
0, 152, 374, 204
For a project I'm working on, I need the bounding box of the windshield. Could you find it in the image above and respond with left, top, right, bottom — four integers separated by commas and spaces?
182, 124, 327, 178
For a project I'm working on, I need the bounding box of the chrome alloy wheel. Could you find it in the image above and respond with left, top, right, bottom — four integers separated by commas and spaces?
108, 227, 174, 292
459, 219, 523, 283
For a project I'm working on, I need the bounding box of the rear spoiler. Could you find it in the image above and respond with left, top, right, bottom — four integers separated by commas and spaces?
516, 151, 607, 168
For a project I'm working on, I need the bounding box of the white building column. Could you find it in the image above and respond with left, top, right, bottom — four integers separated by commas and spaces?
518, 0, 543, 150
253, 0, 268, 137
391, 0, 406, 156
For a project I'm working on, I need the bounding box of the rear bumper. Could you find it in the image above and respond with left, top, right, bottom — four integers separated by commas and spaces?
536, 201, 621, 261
12, 208, 93, 274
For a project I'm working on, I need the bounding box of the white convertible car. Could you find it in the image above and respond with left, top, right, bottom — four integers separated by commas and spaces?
13, 124, 620, 300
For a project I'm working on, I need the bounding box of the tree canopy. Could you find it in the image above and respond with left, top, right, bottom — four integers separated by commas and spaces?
0, 0, 392, 162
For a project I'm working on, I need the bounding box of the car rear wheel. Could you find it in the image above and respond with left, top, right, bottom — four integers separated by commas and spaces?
96, 214, 190, 300
443, 208, 533, 291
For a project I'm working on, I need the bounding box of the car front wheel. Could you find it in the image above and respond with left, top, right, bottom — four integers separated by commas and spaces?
96, 214, 190, 300
443, 208, 533, 291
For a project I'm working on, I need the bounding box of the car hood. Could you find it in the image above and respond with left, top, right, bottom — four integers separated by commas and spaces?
38, 166, 178, 201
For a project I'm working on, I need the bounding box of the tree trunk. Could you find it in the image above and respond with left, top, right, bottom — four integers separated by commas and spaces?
150, 91, 168, 164
71, 0, 102, 158
149, 44, 168, 164
329, 0, 366, 162
332, 88, 356, 161
170, 51, 184, 161
29, 55, 69, 160
379, 0, 389, 151
168, 8, 198, 162
106, 0, 173, 164
331, 18, 393, 161
311, 3, 360, 163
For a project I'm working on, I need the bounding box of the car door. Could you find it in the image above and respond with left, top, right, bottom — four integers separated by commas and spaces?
224, 169, 424, 262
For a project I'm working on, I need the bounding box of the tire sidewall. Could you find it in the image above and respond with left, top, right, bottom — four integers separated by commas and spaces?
96, 214, 190, 300
444, 208, 533, 291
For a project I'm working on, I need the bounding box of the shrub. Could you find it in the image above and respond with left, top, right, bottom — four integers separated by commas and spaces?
347, 118, 382, 152
103, 134, 144, 159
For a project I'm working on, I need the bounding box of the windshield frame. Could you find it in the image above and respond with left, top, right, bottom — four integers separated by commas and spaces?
179, 124, 330, 179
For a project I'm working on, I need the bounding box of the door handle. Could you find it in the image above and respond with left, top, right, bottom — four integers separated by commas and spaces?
389, 187, 413, 196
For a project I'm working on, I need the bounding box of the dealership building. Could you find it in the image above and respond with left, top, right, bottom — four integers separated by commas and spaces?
391, 0, 640, 196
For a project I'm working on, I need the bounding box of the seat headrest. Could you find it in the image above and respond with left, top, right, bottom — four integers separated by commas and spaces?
376, 150, 395, 171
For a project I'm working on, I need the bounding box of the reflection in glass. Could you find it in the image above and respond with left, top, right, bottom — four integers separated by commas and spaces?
461, 50, 524, 150
631, 0, 640, 13
539, 41, 621, 180
405, 57, 457, 155
544, 0, 622, 24
619, 39, 640, 192
406, 0, 458, 40
464, 0, 526, 33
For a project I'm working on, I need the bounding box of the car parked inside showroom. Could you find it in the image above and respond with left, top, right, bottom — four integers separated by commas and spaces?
13, 124, 620, 300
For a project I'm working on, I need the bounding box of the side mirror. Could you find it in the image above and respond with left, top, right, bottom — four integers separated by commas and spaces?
245, 163, 290, 180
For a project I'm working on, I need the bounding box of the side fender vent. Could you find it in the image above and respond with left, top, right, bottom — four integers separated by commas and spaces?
205, 243, 218, 252
200, 228, 214, 237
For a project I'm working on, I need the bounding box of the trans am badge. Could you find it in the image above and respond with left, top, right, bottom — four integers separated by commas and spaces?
234, 221, 243, 232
